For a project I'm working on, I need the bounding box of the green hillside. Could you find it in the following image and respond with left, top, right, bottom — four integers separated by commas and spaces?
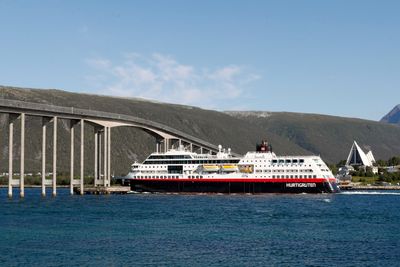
1, 86, 399, 176
226, 111, 400, 164
0, 86, 308, 175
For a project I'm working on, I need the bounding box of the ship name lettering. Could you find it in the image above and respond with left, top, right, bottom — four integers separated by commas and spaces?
286, 183, 316, 188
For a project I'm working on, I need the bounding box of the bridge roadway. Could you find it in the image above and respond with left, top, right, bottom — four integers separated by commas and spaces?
0, 99, 240, 197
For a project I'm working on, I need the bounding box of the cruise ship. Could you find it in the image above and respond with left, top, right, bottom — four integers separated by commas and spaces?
118, 141, 339, 193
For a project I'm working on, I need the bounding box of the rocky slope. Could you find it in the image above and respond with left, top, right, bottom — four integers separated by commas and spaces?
381, 104, 400, 125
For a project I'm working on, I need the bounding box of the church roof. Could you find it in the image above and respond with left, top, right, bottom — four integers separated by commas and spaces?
346, 141, 375, 167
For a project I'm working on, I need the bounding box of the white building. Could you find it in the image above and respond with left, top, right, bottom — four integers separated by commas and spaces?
346, 141, 378, 173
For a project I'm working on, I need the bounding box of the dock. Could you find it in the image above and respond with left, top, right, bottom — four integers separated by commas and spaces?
76, 186, 131, 195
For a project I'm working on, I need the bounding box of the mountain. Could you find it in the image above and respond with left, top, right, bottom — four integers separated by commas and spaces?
1, 85, 399, 176
0, 86, 308, 175
226, 111, 400, 164
381, 104, 400, 125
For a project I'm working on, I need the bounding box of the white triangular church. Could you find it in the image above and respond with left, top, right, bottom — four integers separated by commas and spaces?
346, 141, 376, 167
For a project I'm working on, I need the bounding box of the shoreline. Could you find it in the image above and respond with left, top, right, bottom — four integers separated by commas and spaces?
340, 185, 400, 191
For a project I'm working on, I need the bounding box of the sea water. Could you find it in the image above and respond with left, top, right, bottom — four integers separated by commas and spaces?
0, 188, 399, 266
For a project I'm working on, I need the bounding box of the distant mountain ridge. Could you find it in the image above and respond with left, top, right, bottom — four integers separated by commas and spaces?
381, 104, 400, 125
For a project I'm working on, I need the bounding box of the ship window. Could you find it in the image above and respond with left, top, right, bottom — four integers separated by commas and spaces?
313, 175, 317, 178
292, 159, 298, 163
285, 159, 291, 164
272, 160, 277, 164
272, 175, 275, 178
299, 159, 304, 163
278, 159, 284, 164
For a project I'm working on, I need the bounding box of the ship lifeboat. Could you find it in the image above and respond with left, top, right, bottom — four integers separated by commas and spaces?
238, 165, 254, 173
202, 164, 220, 172
221, 164, 239, 172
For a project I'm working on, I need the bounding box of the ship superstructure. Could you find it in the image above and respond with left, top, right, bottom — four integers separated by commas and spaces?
119, 140, 339, 193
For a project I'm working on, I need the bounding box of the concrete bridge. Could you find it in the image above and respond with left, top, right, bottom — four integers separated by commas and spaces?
0, 99, 238, 198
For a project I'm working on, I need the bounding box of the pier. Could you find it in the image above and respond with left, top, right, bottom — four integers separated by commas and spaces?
0, 99, 234, 198
76, 186, 131, 195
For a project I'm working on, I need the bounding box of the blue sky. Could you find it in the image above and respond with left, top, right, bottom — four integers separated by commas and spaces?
0, 0, 399, 120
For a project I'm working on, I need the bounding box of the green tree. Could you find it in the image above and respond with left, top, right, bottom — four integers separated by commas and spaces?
376, 159, 387, 167
336, 160, 346, 167
328, 164, 338, 175
388, 156, 400, 166
365, 166, 373, 177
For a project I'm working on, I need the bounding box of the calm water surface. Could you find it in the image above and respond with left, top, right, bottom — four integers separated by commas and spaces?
0, 188, 399, 266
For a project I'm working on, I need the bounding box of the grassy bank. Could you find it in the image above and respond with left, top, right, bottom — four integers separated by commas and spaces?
351, 176, 378, 185
351, 176, 400, 185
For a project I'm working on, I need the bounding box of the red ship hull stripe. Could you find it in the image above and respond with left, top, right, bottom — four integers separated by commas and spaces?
129, 178, 336, 183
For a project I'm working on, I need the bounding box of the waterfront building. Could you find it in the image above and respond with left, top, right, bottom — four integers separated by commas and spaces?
346, 141, 378, 173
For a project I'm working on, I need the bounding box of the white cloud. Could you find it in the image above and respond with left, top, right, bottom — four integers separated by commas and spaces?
210, 65, 242, 81
84, 53, 260, 109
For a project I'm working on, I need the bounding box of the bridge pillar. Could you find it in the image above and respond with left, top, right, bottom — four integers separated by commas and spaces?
170, 138, 182, 150
42, 119, 46, 196
156, 139, 163, 153
164, 138, 169, 153
69, 119, 82, 195
163, 139, 166, 153
70, 120, 75, 195
41, 117, 51, 197
52, 116, 57, 197
80, 119, 84, 195
103, 127, 108, 187
94, 128, 103, 187
94, 129, 98, 186
20, 113, 25, 198
107, 127, 111, 187
8, 114, 18, 198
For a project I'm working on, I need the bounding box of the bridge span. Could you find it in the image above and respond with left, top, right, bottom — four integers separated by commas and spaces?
0, 99, 239, 197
